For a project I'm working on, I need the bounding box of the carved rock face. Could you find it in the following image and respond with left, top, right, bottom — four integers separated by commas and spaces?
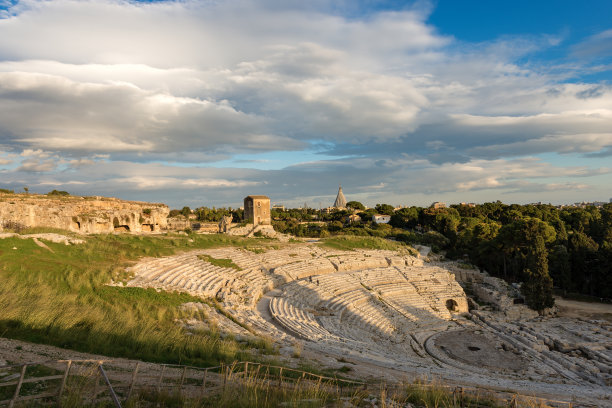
0, 193, 169, 234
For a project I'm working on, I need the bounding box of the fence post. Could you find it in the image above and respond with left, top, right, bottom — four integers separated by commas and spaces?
98, 364, 122, 408
8, 364, 27, 408
92, 361, 102, 400
200, 368, 208, 397
58, 360, 72, 406
244, 362, 249, 380
453, 386, 464, 407
222, 364, 228, 392
157, 365, 166, 392
126, 362, 139, 401
179, 366, 187, 388
278, 367, 283, 388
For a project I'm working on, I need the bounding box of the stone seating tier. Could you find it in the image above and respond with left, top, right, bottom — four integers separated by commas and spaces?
127, 246, 469, 352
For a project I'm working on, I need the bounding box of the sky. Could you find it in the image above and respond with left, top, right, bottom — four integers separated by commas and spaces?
0, 0, 611, 209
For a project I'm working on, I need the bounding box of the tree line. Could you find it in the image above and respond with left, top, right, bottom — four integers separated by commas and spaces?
392, 202, 611, 303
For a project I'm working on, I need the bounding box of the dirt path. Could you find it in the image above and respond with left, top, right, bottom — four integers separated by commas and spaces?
555, 297, 612, 322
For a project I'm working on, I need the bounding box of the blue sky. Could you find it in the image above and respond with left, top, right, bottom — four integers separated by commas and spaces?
0, 0, 611, 208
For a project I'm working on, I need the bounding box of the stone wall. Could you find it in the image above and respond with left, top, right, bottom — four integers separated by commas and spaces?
0, 193, 168, 234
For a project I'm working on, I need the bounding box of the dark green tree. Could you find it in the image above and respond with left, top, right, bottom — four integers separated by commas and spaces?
346, 201, 365, 211
522, 235, 554, 312
390, 207, 419, 229
374, 203, 394, 215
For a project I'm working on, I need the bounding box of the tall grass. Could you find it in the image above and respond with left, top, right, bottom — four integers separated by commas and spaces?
0, 232, 272, 367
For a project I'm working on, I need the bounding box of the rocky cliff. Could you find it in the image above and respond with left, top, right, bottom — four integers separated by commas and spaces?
0, 193, 168, 234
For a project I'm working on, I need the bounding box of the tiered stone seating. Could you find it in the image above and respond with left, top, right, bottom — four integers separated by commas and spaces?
127, 254, 240, 297
273, 258, 336, 280
127, 244, 469, 361
359, 267, 406, 288
269, 297, 332, 341
329, 255, 389, 272
200, 248, 262, 270
341, 298, 395, 335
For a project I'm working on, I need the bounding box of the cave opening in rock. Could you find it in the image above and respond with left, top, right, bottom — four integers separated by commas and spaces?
446, 299, 459, 311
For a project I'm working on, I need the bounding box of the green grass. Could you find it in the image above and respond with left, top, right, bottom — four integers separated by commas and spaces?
198, 254, 242, 270
0, 232, 274, 368
319, 235, 416, 254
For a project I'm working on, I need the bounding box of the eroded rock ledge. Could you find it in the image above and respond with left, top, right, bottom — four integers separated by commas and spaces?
0, 193, 168, 234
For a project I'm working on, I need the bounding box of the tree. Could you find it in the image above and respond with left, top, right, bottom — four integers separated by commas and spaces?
522, 235, 554, 312
180, 206, 192, 217
548, 245, 571, 292
390, 207, 419, 229
374, 203, 394, 215
568, 231, 599, 295
346, 201, 365, 211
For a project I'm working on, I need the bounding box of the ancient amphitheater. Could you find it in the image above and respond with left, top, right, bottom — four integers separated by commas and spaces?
126, 242, 612, 406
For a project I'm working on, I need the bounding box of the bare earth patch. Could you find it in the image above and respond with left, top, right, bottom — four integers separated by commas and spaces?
555, 297, 612, 322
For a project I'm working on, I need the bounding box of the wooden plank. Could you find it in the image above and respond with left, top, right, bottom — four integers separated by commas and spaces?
0, 381, 20, 387
20, 374, 64, 384
11, 391, 59, 403
8, 364, 27, 408
126, 362, 139, 401
157, 365, 166, 392
179, 366, 186, 388
58, 360, 72, 406
98, 365, 122, 408
200, 368, 208, 397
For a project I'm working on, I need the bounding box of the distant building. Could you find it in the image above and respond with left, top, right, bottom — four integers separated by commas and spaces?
573, 201, 607, 208
372, 214, 391, 224
271, 204, 285, 211
243, 195, 271, 226
430, 202, 446, 209
333, 185, 347, 209
321, 206, 336, 214
346, 214, 361, 224
460, 202, 476, 207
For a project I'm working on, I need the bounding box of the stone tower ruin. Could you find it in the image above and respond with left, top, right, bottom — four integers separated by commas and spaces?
243, 195, 271, 226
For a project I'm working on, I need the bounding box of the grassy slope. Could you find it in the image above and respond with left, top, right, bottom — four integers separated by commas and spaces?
320, 235, 418, 255
0, 231, 270, 367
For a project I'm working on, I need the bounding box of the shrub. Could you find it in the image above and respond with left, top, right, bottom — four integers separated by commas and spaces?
47, 189, 70, 196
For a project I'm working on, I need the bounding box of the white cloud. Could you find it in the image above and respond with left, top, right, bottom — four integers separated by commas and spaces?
0, 0, 610, 205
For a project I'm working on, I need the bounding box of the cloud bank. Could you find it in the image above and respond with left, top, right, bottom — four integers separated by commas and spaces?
0, 0, 610, 207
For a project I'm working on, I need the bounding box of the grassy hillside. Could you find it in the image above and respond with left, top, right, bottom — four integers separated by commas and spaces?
320, 235, 418, 255
0, 230, 274, 367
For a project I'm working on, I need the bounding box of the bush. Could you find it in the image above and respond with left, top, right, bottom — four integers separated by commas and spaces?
47, 189, 70, 196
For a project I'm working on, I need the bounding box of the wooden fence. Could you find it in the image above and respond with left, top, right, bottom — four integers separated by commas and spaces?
0, 359, 579, 407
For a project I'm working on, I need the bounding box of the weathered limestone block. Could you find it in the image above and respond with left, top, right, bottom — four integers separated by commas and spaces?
330, 256, 389, 272
0, 193, 168, 234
